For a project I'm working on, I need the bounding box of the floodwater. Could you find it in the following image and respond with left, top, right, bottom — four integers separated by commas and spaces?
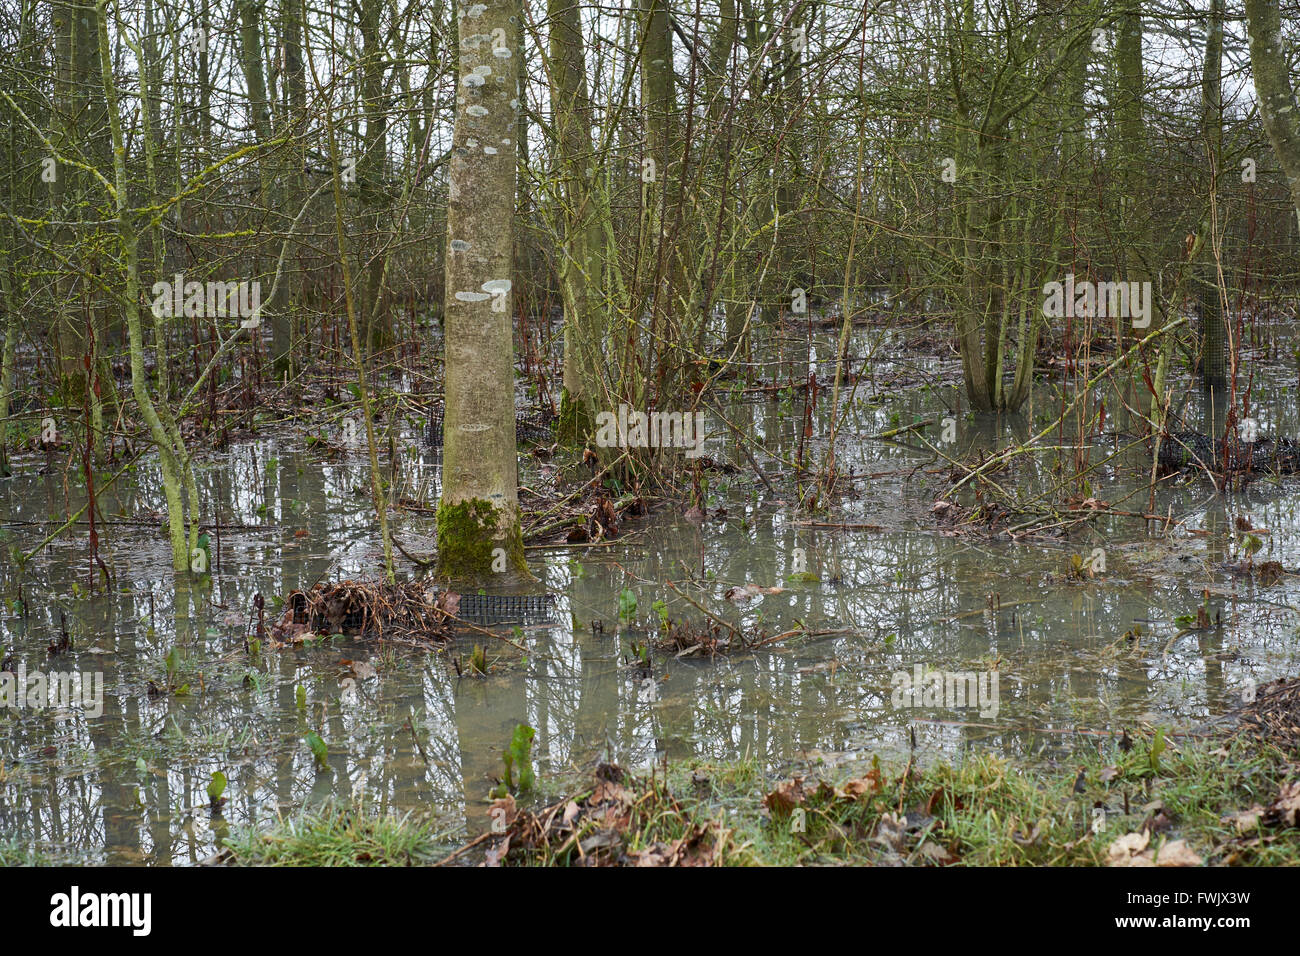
3, 318, 1300, 863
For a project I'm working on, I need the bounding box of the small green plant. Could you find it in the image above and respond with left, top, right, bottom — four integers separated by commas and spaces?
207, 771, 228, 811
163, 646, 189, 695
305, 731, 329, 769
494, 723, 536, 796
1149, 726, 1167, 772
1238, 532, 1263, 565
652, 599, 670, 632
618, 588, 638, 622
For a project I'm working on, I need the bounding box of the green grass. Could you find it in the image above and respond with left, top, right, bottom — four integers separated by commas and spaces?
221, 729, 1298, 866
682, 732, 1299, 866
222, 804, 442, 866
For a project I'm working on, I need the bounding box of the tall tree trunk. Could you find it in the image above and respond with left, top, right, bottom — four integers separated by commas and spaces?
1245, 1, 1300, 226
549, 0, 604, 445
436, 0, 531, 586
709, 0, 746, 357
49, 1, 82, 394
280, 0, 306, 370
775, 4, 804, 296
359, 0, 392, 351
238, 0, 293, 372
1200, 0, 1226, 391
99, 0, 192, 571
1114, 8, 1163, 426
639, 0, 676, 396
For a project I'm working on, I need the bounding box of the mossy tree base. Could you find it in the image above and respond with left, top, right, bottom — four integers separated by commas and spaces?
435, 497, 534, 589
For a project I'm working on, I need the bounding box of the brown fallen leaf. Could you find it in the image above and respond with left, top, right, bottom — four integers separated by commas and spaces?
1142, 809, 1174, 834
763, 777, 806, 816
1151, 840, 1203, 867
626, 826, 718, 867
1107, 830, 1150, 865
840, 768, 884, 799
916, 840, 960, 865
1220, 807, 1264, 834
1108, 830, 1202, 867
628, 840, 678, 867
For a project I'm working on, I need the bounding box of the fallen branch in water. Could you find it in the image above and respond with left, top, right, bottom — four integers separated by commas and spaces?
866, 417, 938, 441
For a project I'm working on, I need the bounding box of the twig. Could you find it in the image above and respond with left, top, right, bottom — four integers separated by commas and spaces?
664, 580, 742, 639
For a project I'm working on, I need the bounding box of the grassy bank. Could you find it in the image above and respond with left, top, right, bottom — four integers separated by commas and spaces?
221, 719, 1299, 866
220, 805, 442, 866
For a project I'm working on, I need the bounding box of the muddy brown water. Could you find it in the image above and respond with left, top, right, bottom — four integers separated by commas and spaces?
3, 324, 1300, 863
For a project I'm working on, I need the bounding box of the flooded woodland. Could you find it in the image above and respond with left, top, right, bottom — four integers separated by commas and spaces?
2, 0, 1300, 873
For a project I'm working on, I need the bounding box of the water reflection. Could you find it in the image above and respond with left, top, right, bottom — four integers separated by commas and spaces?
2, 323, 1299, 862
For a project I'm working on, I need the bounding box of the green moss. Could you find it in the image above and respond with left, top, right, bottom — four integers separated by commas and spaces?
435, 497, 530, 585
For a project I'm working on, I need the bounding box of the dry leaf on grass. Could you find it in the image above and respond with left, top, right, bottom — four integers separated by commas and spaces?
840, 767, 884, 799
763, 777, 806, 816
1108, 830, 1202, 867
916, 841, 960, 865
1220, 807, 1263, 834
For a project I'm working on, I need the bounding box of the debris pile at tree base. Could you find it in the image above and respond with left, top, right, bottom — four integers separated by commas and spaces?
271, 579, 457, 644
